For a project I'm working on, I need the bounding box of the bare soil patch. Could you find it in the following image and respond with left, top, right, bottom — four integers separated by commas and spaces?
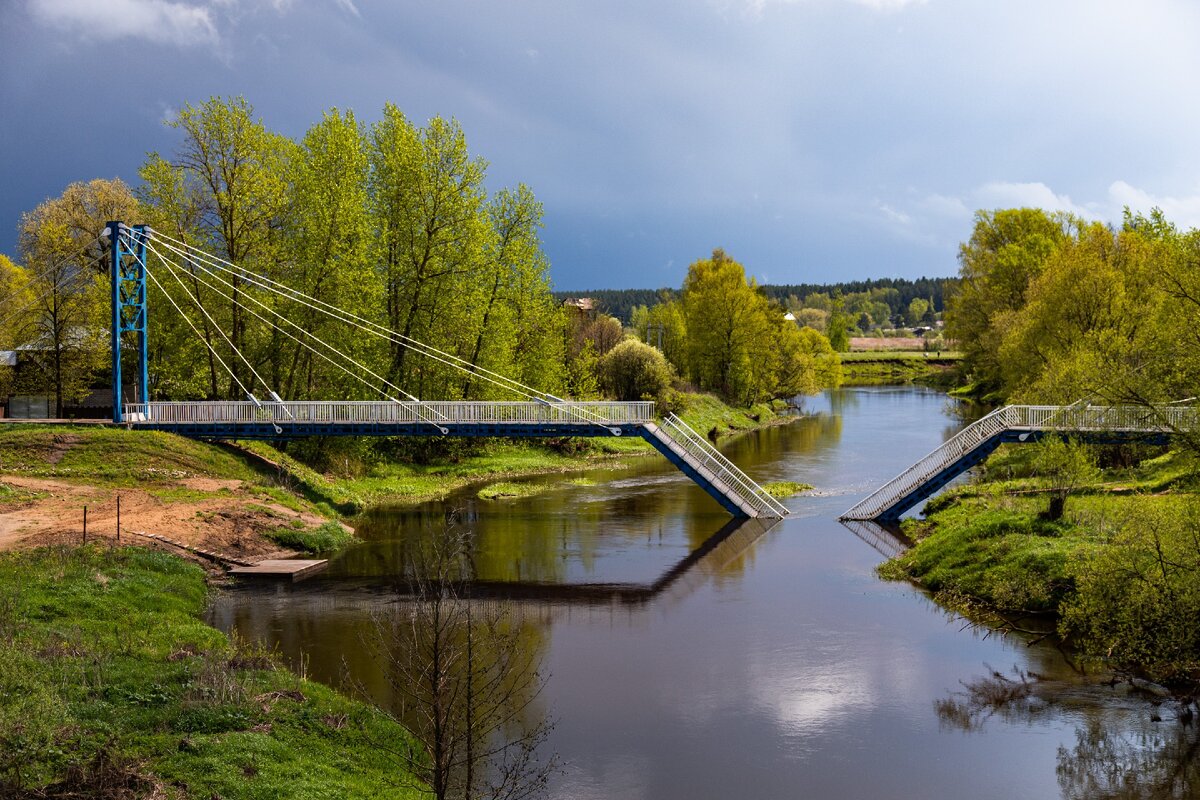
0, 474, 335, 567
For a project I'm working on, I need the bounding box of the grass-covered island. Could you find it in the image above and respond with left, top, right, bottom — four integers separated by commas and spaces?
881, 441, 1200, 697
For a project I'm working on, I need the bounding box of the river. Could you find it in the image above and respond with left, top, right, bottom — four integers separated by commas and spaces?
208, 386, 1198, 799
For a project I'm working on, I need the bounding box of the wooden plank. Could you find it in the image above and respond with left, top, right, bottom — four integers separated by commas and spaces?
229, 559, 328, 582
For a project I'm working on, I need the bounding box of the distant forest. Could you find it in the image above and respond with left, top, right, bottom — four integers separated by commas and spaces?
555, 276, 960, 324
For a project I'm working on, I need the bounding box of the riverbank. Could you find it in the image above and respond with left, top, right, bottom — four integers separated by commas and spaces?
880, 442, 1200, 694
839, 351, 962, 387
0, 392, 799, 558
0, 544, 425, 798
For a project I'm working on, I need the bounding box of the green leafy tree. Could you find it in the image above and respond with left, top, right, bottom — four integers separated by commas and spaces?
141, 96, 293, 399
946, 208, 1079, 397
16, 179, 137, 414
681, 249, 774, 403
369, 107, 491, 399
1033, 435, 1098, 520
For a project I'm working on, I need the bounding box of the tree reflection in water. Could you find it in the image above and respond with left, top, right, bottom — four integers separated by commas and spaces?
936, 667, 1200, 799
355, 517, 557, 800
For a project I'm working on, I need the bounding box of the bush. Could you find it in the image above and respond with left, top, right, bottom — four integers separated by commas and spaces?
1061, 504, 1200, 690
597, 339, 674, 404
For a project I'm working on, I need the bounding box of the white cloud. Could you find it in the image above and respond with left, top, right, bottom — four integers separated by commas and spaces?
972, 181, 1100, 220
332, 0, 359, 17
28, 0, 219, 46
1106, 180, 1200, 231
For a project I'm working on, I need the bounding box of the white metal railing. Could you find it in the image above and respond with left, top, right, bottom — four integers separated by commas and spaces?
841, 404, 1200, 521
124, 400, 656, 427
656, 414, 790, 518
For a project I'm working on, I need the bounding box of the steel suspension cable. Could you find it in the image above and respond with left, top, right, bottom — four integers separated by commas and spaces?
145, 241, 451, 433
146, 229, 620, 430
147, 228, 559, 401
141, 258, 254, 401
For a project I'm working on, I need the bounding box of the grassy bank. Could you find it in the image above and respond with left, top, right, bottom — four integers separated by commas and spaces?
881, 444, 1200, 691
0, 545, 423, 798
230, 392, 797, 512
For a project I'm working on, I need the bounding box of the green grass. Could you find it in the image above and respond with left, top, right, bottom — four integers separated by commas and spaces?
0, 545, 424, 798
235, 437, 654, 511
676, 394, 788, 439
0, 426, 265, 487
880, 444, 1198, 614
477, 481, 549, 500
263, 521, 356, 553
762, 481, 812, 499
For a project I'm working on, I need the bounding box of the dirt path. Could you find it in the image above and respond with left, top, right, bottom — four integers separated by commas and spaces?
0, 475, 332, 562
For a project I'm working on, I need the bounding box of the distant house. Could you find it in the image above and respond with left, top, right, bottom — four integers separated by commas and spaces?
562, 297, 597, 317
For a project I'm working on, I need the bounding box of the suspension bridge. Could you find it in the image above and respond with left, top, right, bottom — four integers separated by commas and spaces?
36, 222, 787, 519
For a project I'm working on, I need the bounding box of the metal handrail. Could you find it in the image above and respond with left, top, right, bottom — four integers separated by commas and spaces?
658, 414, 789, 518
125, 400, 656, 426
842, 407, 1010, 520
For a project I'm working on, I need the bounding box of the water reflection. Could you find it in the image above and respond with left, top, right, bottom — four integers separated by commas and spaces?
206, 387, 1200, 800
937, 668, 1200, 799
838, 519, 912, 559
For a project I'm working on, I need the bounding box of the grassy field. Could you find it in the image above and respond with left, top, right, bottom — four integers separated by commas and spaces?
881, 445, 1200, 614
840, 350, 963, 362
0, 545, 424, 798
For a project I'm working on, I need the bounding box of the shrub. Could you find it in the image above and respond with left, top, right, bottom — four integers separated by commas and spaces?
598, 339, 674, 404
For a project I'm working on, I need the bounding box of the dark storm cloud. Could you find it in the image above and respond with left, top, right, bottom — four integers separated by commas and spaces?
3, 0, 1200, 288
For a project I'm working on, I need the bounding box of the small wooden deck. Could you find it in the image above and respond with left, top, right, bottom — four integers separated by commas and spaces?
229, 559, 328, 582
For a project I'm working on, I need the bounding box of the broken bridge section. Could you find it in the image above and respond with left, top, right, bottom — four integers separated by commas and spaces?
840, 404, 1183, 523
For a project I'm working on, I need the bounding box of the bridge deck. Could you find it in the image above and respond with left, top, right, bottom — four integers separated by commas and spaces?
121, 401, 788, 519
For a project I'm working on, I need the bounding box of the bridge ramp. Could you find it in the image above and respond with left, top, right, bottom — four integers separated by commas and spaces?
841, 404, 1184, 522
640, 414, 789, 519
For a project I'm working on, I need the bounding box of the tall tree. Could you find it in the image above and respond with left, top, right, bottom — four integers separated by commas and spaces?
16, 179, 138, 415
946, 208, 1079, 397
370, 108, 491, 399
141, 96, 293, 399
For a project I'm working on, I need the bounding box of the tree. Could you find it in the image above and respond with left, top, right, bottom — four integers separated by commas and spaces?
826, 298, 852, 353
359, 521, 557, 800
630, 295, 687, 375
945, 208, 1079, 397
140, 96, 293, 399
597, 339, 675, 403
16, 179, 138, 415
680, 249, 774, 403
905, 297, 929, 327
1034, 435, 1098, 520
370, 108, 492, 399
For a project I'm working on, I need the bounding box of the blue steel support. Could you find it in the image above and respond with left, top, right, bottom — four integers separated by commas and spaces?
108, 222, 150, 422
638, 427, 747, 517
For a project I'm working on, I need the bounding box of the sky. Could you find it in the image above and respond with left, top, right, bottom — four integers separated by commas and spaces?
3, 0, 1200, 290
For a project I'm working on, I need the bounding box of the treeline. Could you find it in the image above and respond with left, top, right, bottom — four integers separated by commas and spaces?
942, 205, 1200, 693
3, 98, 574, 412
555, 276, 958, 325
1, 97, 838, 417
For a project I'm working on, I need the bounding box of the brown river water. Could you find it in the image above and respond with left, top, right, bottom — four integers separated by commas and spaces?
208, 386, 1200, 799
